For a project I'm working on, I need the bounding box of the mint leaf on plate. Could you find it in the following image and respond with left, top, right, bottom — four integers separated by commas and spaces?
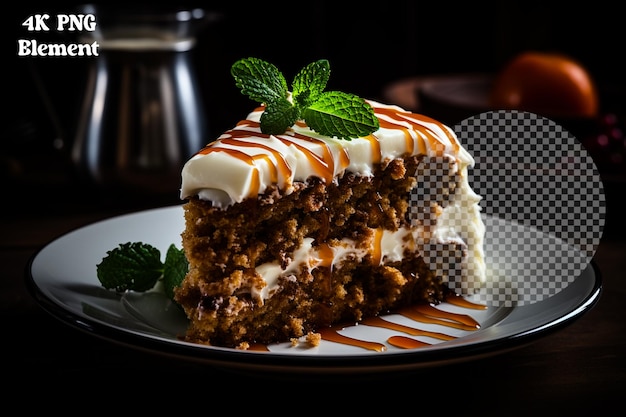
163, 244, 189, 300
96, 242, 163, 292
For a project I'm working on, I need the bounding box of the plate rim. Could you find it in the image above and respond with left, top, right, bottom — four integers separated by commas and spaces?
24, 205, 604, 374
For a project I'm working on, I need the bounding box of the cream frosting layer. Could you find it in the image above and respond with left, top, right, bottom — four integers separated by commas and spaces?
180, 100, 474, 207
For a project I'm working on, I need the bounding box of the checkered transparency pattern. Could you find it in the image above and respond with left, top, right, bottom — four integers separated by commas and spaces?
450, 110, 606, 306
408, 156, 470, 288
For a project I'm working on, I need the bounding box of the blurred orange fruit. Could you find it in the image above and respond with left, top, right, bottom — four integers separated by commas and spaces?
489, 51, 599, 119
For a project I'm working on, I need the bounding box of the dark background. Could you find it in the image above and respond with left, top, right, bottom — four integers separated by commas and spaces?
4, 4, 626, 407
5, 1, 624, 203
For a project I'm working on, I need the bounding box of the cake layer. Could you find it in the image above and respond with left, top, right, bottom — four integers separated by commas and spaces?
177, 155, 460, 347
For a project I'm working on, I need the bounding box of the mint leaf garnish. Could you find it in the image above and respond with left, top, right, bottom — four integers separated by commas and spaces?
231, 57, 288, 106
292, 59, 330, 108
163, 244, 189, 300
303, 91, 380, 140
97, 242, 163, 292
231, 57, 379, 139
97, 242, 188, 301
259, 97, 299, 135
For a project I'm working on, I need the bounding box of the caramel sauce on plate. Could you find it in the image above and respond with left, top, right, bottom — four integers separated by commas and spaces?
248, 294, 487, 352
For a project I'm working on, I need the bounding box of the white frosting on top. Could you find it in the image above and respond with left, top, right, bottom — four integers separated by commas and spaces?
180, 100, 474, 207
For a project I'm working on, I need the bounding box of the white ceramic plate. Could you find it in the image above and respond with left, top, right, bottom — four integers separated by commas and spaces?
26, 205, 601, 374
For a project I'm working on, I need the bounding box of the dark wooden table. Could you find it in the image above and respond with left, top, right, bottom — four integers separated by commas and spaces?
2, 153, 624, 414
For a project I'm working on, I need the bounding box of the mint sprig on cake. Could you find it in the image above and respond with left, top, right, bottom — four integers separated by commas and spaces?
231, 57, 379, 139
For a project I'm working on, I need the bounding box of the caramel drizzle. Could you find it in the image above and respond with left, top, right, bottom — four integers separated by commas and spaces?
247, 344, 271, 352
445, 292, 488, 310
277, 135, 335, 184
362, 316, 456, 341
371, 228, 384, 265
193, 103, 460, 193
375, 106, 460, 155
399, 304, 480, 331
364, 134, 382, 165
245, 295, 486, 353
220, 138, 289, 184
318, 326, 388, 352
387, 336, 431, 349
314, 242, 335, 294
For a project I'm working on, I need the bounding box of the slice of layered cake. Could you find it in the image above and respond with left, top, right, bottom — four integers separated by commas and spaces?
174, 58, 485, 348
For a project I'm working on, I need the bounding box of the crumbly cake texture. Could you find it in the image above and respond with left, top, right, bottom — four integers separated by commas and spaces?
175, 153, 462, 348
